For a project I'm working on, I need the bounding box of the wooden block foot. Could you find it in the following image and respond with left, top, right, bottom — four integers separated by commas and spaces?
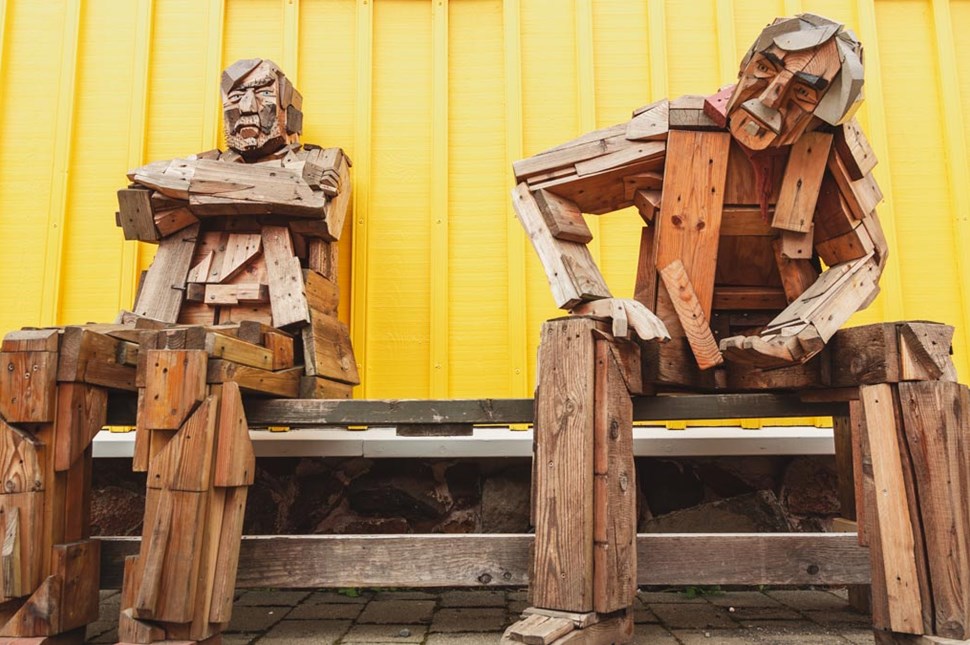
503, 610, 633, 645
0, 627, 86, 645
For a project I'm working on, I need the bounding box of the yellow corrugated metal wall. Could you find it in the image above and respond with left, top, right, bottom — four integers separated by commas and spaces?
1, 0, 969, 404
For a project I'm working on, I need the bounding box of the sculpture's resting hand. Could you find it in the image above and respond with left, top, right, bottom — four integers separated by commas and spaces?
571, 298, 670, 344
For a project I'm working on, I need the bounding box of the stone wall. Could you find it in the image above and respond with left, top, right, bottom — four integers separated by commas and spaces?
91, 454, 842, 537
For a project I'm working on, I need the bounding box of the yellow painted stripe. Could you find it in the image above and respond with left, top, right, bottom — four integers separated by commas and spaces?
714, 0, 737, 85
121, 0, 154, 311
202, 0, 225, 151
854, 0, 905, 321
647, 0, 668, 100
40, 0, 81, 326
430, 0, 449, 396
575, 0, 600, 263
0, 0, 8, 83
282, 0, 299, 86
931, 0, 970, 358
351, 0, 373, 397
504, 0, 528, 396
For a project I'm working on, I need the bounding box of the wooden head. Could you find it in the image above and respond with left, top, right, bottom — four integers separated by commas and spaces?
221, 58, 303, 160
726, 14, 864, 151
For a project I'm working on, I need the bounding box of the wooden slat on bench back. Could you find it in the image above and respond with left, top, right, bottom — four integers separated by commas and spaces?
98, 532, 869, 589
108, 394, 847, 427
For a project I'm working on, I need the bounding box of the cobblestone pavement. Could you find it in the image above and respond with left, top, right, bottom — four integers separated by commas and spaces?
88, 587, 876, 644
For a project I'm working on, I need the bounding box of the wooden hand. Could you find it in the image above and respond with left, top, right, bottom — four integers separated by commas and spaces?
571, 298, 670, 343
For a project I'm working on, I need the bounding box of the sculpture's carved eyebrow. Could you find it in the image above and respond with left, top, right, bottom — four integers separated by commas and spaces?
230, 76, 275, 92
794, 71, 828, 90
761, 51, 784, 66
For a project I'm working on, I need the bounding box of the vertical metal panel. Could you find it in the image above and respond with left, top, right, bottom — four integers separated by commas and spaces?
1, 0, 969, 399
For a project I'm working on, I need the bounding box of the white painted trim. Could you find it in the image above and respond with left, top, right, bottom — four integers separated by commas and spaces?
94, 425, 834, 459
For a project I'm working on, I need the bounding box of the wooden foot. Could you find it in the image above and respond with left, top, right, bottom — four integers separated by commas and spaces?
0, 627, 86, 645
503, 609, 633, 645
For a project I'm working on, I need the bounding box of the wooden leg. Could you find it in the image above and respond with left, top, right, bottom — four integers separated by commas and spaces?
511, 319, 636, 645
832, 409, 871, 614
860, 381, 970, 641
119, 350, 253, 645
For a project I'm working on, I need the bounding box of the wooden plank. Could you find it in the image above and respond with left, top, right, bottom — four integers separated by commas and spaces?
512, 184, 610, 309
202, 283, 269, 305
299, 376, 353, 399
265, 329, 295, 371
830, 324, 901, 387
147, 397, 216, 492
549, 613, 633, 644
860, 384, 925, 634
712, 286, 788, 310
532, 318, 596, 612
659, 260, 723, 369
153, 206, 199, 238
816, 223, 875, 266
898, 382, 970, 640
633, 227, 658, 310
132, 223, 200, 324
307, 239, 338, 281
1, 330, 59, 353
141, 350, 208, 430
97, 532, 871, 591
898, 322, 957, 382
625, 99, 669, 141
204, 333, 273, 371
208, 485, 248, 624
772, 132, 832, 233
835, 117, 877, 180
212, 382, 254, 488
206, 361, 301, 398
117, 188, 159, 242
0, 421, 41, 495
667, 94, 719, 130
522, 608, 599, 629
828, 149, 883, 220
218, 233, 261, 283
720, 207, 774, 236
0, 351, 57, 423
237, 394, 847, 428
49, 540, 100, 632
779, 226, 814, 260
507, 614, 574, 645
533, 189, 592, 244
304, 270, 339, 318
592, 342, 636, 614
655, 130, 730, 317
261, 226, 310, 328
301, 314, 360, 385
56, 327, 136, 391
0, 492, 42, 601
53, 383, 107, 472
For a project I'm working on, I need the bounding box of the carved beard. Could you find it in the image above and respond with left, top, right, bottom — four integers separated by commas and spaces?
224, 102, 286, 159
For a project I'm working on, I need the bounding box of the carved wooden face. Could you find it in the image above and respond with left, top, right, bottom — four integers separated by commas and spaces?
727, 38, 841, 150
223, 62, 287, 158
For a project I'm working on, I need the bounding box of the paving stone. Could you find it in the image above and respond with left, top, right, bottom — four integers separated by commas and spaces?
634, 604, 660, 624
638, 590, 707, 604
426, 634, 508, 645
260, 619, 351, 645
707, 591, 784, 608
633, 623, 680, 643
649, 602, 740, 630
227, 605, 288, 632
373, 590, 438, 601
841, 628, 877, 644
340, 623, 427, 643
224, 635, 255, 645
767, 590, 850, 611
236, 590, 313, 606
357, 600, 436, 624
726, 605, 803, 621
431, 607, 508, 633
672, 630, 756, 644
803, 609, 871, 627
99, 589, 120, 601
287, 602, 363, 620
439, 589, 506, 607
302, 590, 372, 604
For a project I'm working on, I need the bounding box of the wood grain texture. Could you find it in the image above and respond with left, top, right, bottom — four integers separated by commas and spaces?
53, 383, 107, 472
860, 384, 924, 634
655, 129, 730, 317
512, 184, 610, 309
898, 382, 970, 639
659, 260, 723, 369
773, 132, 832, 233
0, 351, 57, 424
301, 314, 359, 384
132, 223, 200, 323
261, 226, 310, 328
141, 350, 207, 430
592, 342, 636, 614
97, 533, 870, 590
532, 318, 596, 612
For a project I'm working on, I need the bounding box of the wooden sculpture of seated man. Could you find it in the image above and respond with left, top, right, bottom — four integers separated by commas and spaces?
513, 14, 885, 385
111, 59, 356, 645
120, 57, 357, 396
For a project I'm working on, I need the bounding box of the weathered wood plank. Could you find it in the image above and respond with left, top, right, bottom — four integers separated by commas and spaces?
532, 318, 596, 612
97, 532, 871, 590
